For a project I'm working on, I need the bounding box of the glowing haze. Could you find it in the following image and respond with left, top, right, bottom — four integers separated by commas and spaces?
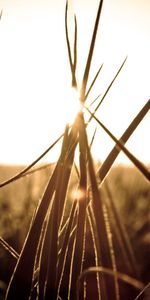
0, 0, 149, 165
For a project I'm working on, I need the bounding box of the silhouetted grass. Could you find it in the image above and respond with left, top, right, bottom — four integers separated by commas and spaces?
0, 0, 149, 299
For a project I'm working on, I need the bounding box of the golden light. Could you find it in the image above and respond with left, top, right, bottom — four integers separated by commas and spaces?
71, 187, 86, 203
61, 87, 82, 125
0, 0, 149, 165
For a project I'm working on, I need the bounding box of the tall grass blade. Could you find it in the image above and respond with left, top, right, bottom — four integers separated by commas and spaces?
44, 127, 77, 299
68, 225, 77, 299
58, 127, 78, 228
69, 114, 87, 299
87, 205, 101, 300
57, 200, 77, 298
80, 0, 104, 102
84, 121, 117, 299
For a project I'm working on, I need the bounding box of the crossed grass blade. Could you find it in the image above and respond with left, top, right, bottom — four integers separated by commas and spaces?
98, 99, 150, 182
86, 106, 150, 181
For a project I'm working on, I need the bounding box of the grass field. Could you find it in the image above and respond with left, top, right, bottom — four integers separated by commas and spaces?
0, 163, 149, 299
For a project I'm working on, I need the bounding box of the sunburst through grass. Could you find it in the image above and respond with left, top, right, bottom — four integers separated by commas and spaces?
0, 1, 150, 300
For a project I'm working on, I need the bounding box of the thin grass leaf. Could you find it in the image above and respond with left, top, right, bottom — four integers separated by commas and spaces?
80, 0, 104, 102
65, 1, 77, 87
43, 201, 58, 300
104, 181, 140, 277
134, 282, 150, 300
77, 267, 144, 299
98, 99, 150, 182
88, 57, 127, 123
68, 225, 77, 299
89, 93, 101, 107
73, 15, 77, 77
85, 64, 103, 101
0, 237, 19, 260
20, 162, 55, 177
65, 1, 74, 74
90, 126, 97, 148
0, 132, 63, 188
86, 106, 150, 181
58, 210, 78, 298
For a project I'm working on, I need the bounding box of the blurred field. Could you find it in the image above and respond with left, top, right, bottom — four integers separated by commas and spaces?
0, 163, 149, 299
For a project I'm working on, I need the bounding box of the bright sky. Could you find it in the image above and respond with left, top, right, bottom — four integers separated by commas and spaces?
0, 0, 149, 166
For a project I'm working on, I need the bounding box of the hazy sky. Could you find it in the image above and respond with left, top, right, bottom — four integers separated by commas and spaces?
0, 0, 149, 165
